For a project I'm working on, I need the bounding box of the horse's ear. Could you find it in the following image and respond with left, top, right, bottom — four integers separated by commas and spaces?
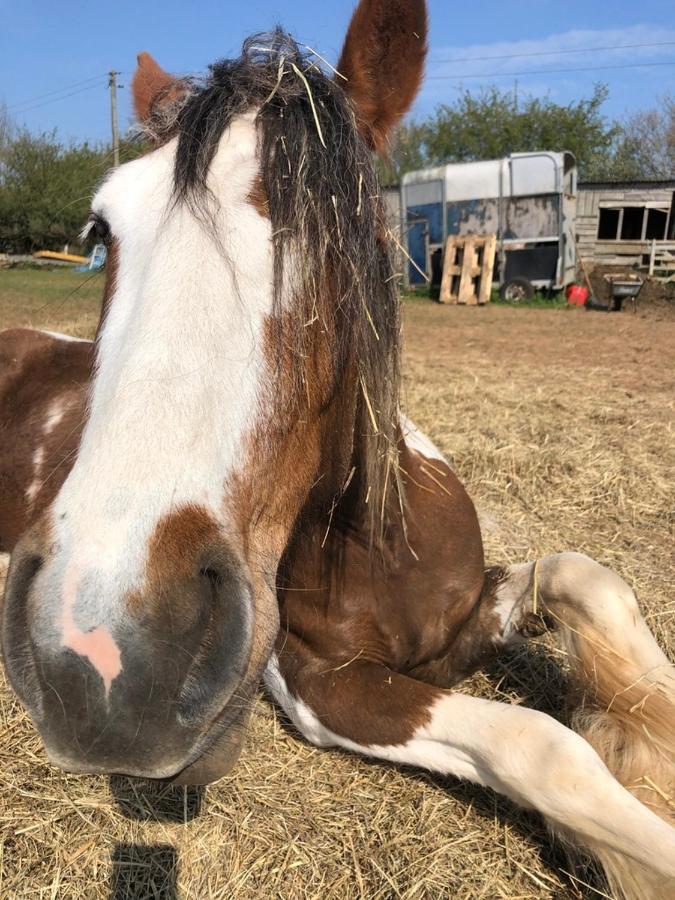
132, 52, 186, 126
337, 0, 428, 154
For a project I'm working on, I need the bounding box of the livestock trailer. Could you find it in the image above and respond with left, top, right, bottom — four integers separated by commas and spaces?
401, 151, 577, 299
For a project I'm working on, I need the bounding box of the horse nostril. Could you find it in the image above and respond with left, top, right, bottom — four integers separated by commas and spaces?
11, 552, 44, 590
176, 563, 252, 728
1, 545, 45, 713
2, 549, 44, 635
195, 566, 228, 627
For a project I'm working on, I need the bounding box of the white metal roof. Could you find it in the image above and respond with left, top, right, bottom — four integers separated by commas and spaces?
402, 152, 571, 202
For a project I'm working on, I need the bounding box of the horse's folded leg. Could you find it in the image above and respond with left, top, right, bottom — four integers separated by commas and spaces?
264, 643, 675, 899
492, 552, 675, 898
495, 555, 675, 809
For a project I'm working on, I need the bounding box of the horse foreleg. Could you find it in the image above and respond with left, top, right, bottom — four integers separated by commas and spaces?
264, 639, 675, 899
491, 552, 675, 898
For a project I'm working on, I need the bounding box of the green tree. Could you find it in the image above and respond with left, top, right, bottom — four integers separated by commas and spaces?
0, 131, 101, 252
421, 84, 618, 179
376, 121, 428, 187
376, 84, 641, 184
0, 129, 144, 254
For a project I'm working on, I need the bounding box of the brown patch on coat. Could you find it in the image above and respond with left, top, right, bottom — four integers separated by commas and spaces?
246, 175, 269, 218
278, 631, 442, 746
126, 503, 225, 625
271, 430, 488, 742
146, 504, 222, 583
0, 330, 92, 552
338, 0, 428, 154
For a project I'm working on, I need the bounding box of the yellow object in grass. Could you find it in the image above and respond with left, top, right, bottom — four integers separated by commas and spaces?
33, 250, 88, 264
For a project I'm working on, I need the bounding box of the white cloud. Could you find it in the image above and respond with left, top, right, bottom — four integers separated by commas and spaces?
418, 24, 675, 110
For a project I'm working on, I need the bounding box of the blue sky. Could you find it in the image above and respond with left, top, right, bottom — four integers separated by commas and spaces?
2, 0, 674, 145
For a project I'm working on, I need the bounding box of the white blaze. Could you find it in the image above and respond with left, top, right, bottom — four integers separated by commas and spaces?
36, 112, 274, 654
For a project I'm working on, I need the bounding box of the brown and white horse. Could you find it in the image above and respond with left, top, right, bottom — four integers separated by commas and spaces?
0, 3, 673, 897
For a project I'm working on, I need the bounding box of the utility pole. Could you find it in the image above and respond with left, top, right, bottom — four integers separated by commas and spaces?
108, 70, 120, 167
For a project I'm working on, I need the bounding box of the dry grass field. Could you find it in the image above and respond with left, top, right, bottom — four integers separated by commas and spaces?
0, 269, 673, 899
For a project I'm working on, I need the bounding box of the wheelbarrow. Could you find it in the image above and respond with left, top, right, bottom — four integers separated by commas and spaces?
585, 276, 644, 312
605, 276, 644, 312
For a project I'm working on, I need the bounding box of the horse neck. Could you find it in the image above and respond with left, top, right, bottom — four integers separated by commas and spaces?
277, 395, 403, 601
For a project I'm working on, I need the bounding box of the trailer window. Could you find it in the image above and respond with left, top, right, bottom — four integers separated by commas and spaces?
598, 208, 620, 239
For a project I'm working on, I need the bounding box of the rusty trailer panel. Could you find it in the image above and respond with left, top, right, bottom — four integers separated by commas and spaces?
402, 151, 577, 293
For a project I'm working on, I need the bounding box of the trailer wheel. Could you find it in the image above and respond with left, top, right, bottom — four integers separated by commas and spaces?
500, 277, 534, 302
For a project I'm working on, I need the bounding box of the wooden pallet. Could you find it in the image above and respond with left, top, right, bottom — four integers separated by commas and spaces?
439, 234, 497, 305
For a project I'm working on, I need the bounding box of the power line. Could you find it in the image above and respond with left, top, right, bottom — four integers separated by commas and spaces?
427, 59, 675, 80
8, 74, 108, 113
7, 39, 674, 110
431, 40, 675, 65
10, 82, 106, 116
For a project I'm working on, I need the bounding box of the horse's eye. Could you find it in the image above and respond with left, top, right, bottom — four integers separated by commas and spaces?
90, 214, 111, 244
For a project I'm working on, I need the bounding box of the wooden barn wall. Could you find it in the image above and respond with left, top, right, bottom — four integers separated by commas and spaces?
576, 187, 674, 265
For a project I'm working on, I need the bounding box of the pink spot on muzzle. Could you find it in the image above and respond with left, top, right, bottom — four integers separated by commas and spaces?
62, 625, 122, 695
61, 557, 123, 695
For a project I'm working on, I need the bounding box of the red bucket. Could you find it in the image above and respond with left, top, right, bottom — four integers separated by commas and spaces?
566, 284, 589, 306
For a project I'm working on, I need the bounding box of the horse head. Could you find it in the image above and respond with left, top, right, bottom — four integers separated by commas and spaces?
2, 0, 427, 783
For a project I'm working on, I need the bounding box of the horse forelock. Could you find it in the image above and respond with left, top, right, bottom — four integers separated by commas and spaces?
141, 30, 403, 547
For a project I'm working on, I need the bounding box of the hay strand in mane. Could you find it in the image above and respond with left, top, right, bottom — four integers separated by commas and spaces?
148, 30, 401, 545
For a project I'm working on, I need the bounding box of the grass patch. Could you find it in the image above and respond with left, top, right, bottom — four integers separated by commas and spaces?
490, 289, 567, 308
0, 267, 103, 338
402, 286, 568, 308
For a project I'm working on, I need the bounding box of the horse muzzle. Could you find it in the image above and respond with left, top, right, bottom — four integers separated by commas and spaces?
1, 524, 272, 783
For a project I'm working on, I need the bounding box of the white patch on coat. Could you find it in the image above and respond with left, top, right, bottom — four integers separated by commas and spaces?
43, 398, 66, 435
33, 110, 275, 652
25, 446, 46, 506
43, 332, 90, 344
264, 655, 336, 748
399, 413, 446, 462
